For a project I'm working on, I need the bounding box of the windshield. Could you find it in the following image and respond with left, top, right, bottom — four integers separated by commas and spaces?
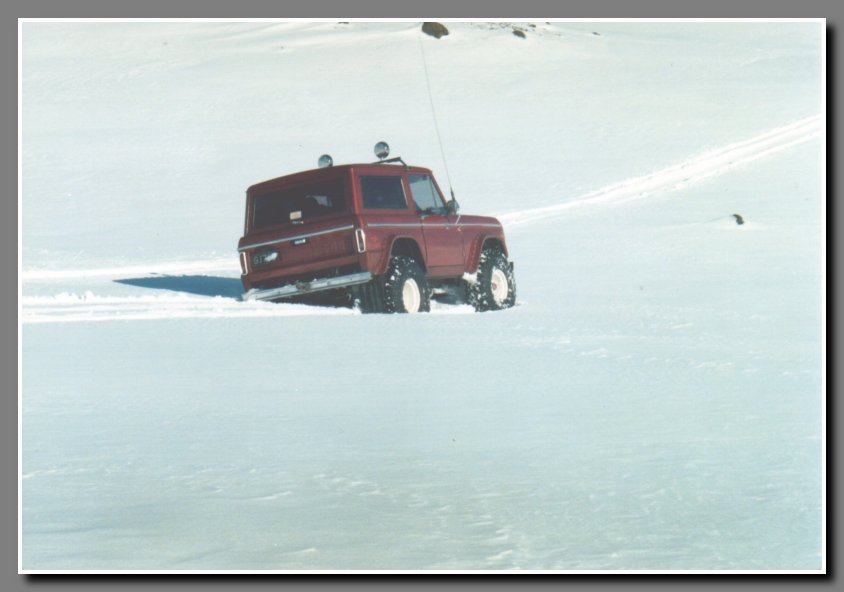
251, 178, 347, 230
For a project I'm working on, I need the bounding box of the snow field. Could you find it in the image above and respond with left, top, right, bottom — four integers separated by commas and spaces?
22, 138, 823, 569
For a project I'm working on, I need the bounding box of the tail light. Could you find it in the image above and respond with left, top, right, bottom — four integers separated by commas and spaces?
355, 228, 366, 253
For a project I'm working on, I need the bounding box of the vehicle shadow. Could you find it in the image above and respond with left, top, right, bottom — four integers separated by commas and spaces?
114, 275, 245, 299
113, 275, 355, 309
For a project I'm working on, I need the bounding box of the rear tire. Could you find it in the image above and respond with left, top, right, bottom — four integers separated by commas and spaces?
355, 256, 430, 314
383, 256, 430, 313
354, 280, 385, 314
467, 248, 516, 312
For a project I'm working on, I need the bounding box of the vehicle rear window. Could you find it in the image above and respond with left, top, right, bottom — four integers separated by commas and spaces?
252, 179, 346, 230
360, 176, 408, 210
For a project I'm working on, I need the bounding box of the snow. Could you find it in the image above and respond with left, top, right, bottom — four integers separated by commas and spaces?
20, 21, 824, 572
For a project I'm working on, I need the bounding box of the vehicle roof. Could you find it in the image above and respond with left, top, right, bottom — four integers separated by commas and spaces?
247, 163, 435, 194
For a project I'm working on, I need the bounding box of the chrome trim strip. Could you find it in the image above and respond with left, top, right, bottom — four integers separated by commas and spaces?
449, 223, 501, 228
239, 225, 354, 252
367, 223, 420, 228
366, 222, 500, 229
243, 271, 373, 302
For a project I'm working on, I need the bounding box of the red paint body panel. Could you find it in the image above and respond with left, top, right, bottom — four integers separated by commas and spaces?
237, 162, 509, 293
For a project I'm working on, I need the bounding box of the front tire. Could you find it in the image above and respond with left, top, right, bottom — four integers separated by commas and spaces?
468, 248, 516, 312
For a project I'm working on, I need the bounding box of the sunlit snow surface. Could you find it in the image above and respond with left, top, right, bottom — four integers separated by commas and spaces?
21, 21, 823, 571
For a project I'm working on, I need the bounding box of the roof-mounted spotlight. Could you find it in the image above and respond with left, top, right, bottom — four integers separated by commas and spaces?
374, 141, 390, 161
318, 154, 333, 168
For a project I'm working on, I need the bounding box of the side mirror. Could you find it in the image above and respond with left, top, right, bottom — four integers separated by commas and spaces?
446, 199, 460, 215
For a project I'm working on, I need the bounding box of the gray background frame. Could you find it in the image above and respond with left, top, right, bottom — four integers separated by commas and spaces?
7, 0, 837, 588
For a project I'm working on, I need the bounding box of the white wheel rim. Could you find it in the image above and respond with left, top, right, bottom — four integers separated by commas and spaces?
402, 278, 421, 313
490, 268, 509, 305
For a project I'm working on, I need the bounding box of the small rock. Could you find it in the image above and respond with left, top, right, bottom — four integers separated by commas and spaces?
421, 22, 449, 39
513, 29, 526, 39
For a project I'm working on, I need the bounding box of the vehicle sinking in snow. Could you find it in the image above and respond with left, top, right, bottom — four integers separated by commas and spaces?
237, 143, 516, 313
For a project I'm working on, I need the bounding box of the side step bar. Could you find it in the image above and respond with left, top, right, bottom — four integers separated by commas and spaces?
243, 271, 373, 302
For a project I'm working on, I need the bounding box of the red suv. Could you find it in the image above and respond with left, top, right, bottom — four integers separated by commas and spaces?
237, 145, 516, 313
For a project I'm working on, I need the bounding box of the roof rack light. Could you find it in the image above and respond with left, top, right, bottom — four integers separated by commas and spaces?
374, 141, 390, 160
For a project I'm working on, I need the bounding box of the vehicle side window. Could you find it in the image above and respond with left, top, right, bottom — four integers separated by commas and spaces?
360, 176, 408, 209
408, 174, 446, 214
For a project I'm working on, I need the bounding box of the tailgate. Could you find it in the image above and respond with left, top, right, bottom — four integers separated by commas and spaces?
239, 220, 360, 276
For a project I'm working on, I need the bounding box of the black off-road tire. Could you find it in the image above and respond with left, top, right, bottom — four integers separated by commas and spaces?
355, 256, 430, 314
353, 280, 385, 314
467, 248, 517, 312
383, 256, 430, 313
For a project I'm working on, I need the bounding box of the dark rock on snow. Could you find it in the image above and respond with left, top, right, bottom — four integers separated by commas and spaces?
422, 22, 450, 39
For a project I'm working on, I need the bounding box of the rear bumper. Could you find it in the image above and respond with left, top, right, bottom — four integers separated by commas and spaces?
243, 271, 373, 302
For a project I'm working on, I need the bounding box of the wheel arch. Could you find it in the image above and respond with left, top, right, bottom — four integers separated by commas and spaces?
466, 235, 509, 274
376, 236, 427, 275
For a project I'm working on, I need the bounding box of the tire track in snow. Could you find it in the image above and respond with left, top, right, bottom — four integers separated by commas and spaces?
20, 291, 474, 324
20, 292, 358, 324
21, 116, 821, 323
497, 114, 822, 228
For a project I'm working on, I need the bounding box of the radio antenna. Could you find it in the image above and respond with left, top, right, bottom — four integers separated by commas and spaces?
418, 31, 455, 201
